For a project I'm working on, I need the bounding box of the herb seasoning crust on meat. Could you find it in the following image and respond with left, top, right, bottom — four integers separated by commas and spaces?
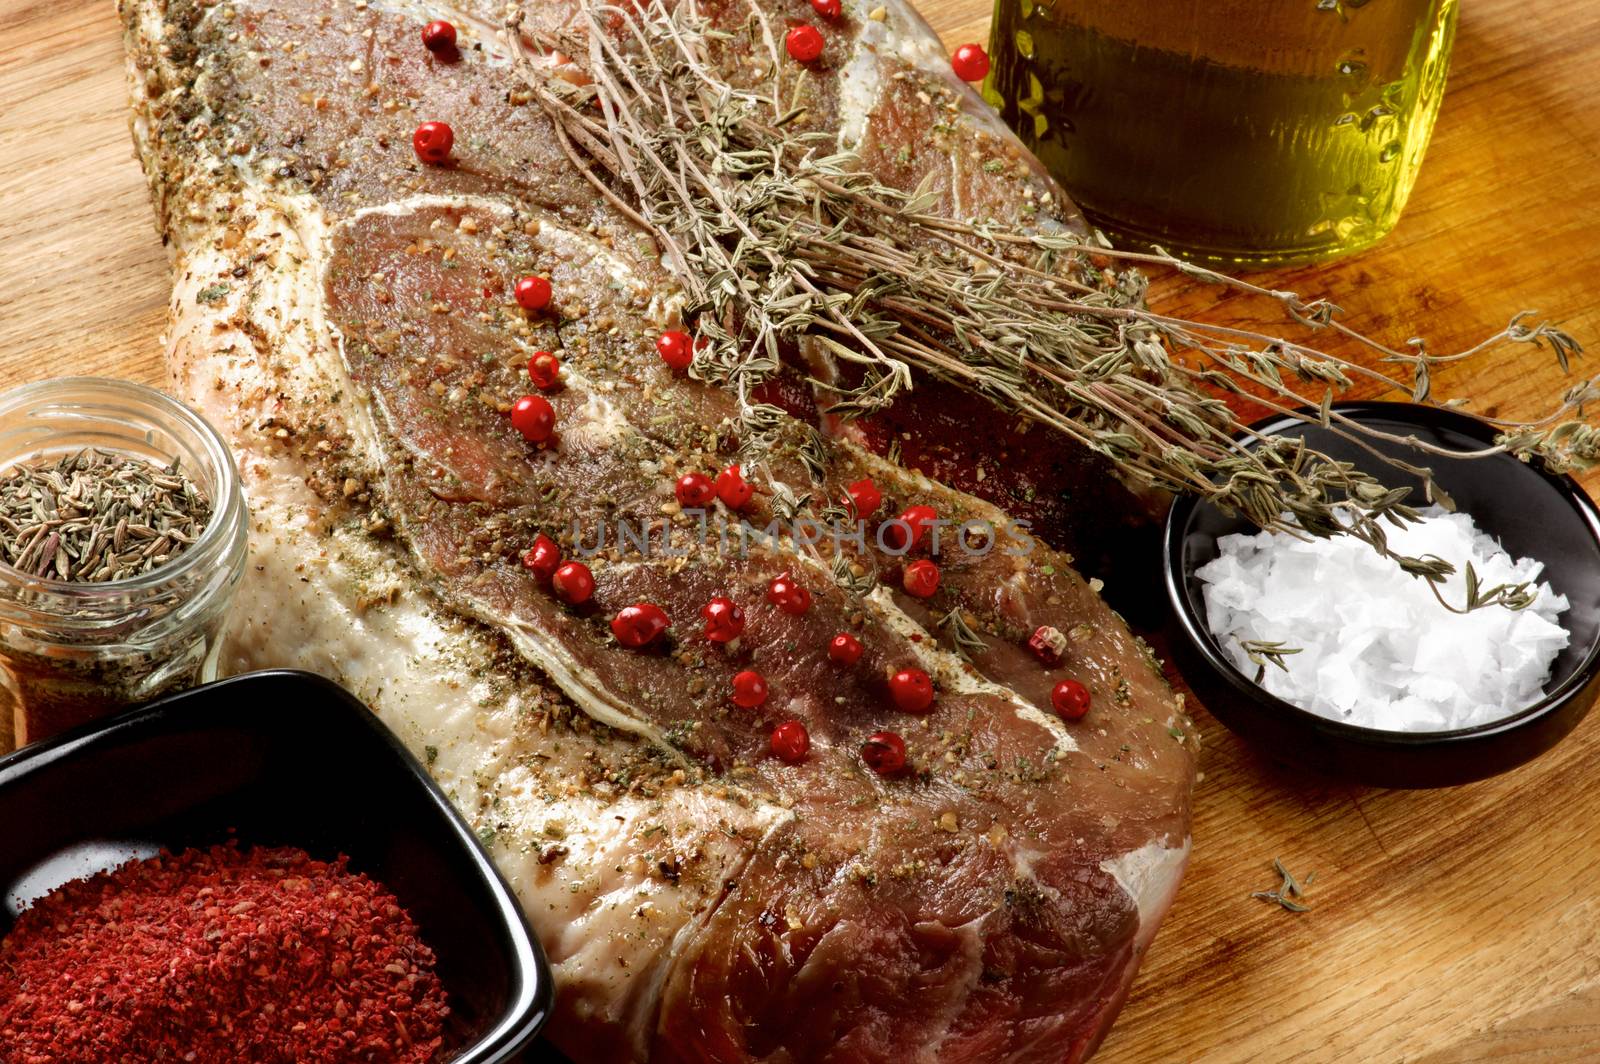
119, 0, 1197, 1061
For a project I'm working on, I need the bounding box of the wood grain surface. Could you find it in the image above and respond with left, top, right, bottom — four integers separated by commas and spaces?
3, 1, 1599, 1062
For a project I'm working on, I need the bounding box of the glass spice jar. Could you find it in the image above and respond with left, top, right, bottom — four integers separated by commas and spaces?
0, 378, 247, 750
984, 0, 1460, 265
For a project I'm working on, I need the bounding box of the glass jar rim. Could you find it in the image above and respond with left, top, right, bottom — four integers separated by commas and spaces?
0, 377, 245, 603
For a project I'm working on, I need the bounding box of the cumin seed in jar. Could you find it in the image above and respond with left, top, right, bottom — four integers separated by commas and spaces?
0, 448, 211, 583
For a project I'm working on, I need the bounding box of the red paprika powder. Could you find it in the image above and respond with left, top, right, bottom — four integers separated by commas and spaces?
0, 842, 449, 1063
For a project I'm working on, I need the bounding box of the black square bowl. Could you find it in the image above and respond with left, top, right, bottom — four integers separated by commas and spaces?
0, 669, 552, 1062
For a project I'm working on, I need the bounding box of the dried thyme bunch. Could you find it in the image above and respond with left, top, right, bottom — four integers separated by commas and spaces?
510, 0, 1593, 609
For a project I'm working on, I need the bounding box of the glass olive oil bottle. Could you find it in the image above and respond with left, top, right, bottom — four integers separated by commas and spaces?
984, 0, 1459, 265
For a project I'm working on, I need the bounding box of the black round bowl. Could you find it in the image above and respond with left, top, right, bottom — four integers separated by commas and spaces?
0, 671, 553, 1061
1163, 402, 1600, 788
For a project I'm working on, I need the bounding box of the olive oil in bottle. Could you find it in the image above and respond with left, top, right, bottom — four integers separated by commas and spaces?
984, 0, 1459, 265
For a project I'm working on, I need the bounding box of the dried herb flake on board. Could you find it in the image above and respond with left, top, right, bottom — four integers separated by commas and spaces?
1251, 857, 1316, 913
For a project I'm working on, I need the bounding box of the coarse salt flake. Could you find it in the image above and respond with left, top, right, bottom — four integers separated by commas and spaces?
1196, 508, 1570, 732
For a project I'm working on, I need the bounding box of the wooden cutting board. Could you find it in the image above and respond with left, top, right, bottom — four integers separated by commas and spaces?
4, 1, 1599, 1060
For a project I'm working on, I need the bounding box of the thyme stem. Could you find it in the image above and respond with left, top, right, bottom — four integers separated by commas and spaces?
507, 0, 1596, 605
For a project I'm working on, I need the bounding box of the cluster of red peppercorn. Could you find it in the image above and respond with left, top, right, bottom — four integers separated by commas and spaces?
521, 475, 1094, 775
523, 533, 595, 605
525, 465, 1085, 778
505, 276, 563, 443
676, 463, 753, 511
412, 15, 991, 155
561, 471, 957, 776
780, 1, 989, 86
605, 573, 829, 768
854, 476, 1093, 728
711, 569, 931, 776
411, 21, 459, 163
1028, 624, 1093, 721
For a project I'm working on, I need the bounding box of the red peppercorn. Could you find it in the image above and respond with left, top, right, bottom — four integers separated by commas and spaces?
786, 24, 824, 63
657, 330, 693, 371
770, 720, 810, 763
731, 669, 769, 708
845, 477, 882, 519
951, 42, 990, 82
701, 596, 746, 643
902, 559, 941, 598
811, 0, 841, 16
514, 275, 553, 311
522, 533, 561, 580
421, 19, 457, 53
889, 667, 935, 713
882, 503, 938, 552
767, 573, 812, 615
675, 471, 715, 508
862, 730, 907, 775
612, 603, 671, 648
527, 351, 561, 390
1052, 678, 1091, 721
829, 631, 863, 665
510, 394, 555, 442
715, 464, 753, 510
552, 561, 595, 605
1028, 624, 1069, 666
412, 120, 454, 165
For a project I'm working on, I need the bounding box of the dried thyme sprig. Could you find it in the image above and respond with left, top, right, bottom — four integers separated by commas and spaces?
937, 608, 990, 663
1424, 560, 1537, 616
1251, 858, 1315, 914
509, 0, 1594, 607
1238, 639, 1303, 685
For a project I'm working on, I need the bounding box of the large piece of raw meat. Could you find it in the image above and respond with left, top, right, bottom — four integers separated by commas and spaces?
119, 0, 1196, 1059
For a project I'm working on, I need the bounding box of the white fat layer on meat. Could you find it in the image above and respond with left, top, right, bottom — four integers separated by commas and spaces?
1099, 836, 1192, 947
837, 21, 889, 148
506, 782, 789, 1053
645, 288, 685, 329
831, 7, 964, 216
915, 918, 988, 1061
889, 15, 951, 74
562, 389, 634, 450
493, 618, 673, 747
